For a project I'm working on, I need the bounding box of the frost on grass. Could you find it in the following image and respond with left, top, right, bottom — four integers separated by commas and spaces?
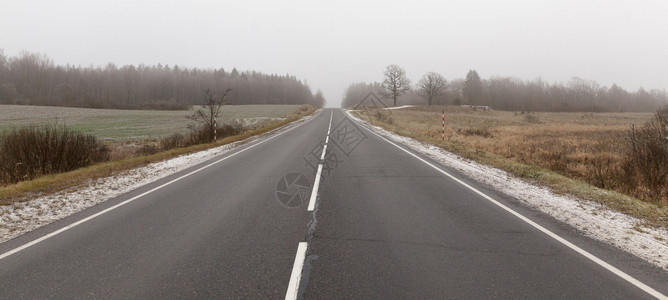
348, 111, 668, 270
0, 114, 315, 244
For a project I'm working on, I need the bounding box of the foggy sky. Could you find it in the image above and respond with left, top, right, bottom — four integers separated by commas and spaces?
2, 0, 667, 107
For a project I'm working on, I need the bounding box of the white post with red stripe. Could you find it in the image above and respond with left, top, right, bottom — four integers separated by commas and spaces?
442, 110, 445, 141
213, 113, 217, 143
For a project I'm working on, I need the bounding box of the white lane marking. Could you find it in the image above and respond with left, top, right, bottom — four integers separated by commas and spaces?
328, 109, 333, 132
307, 164, 323, 212
0, 111, 322, 262
327, 109, 333, 140
349, 112, 667, 300
320, 144, 327, 161
285, 242, 308, 300
307, 110, 334, 212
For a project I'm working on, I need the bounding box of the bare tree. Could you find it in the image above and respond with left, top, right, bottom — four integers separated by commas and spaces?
417, 72, 447, 105
382, 64, 411, 106
569, 77, 600, 112
187, 88, 231, 140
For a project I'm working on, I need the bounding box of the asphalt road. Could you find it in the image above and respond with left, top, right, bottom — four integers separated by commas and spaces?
0, 108, 667, 299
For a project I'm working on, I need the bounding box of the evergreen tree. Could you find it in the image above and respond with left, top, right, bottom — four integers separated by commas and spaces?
463, 70, 483, 105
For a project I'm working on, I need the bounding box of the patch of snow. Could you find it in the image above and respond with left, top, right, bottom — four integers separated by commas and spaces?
383, 105, 415, 110
0, 113, 317, 244
347, 110, 668, 270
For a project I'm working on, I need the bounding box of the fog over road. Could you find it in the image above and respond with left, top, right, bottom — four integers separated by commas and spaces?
0, 109, 666, 299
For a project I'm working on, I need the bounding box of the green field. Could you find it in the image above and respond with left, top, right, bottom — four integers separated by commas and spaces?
0, 105, 301, 142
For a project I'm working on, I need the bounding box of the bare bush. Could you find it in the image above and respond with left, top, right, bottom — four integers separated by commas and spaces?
217, 123, 244, 138
525, 114, 541, 124
0, 125, 109, 183
457, 128, 493, 138
157, 123, 244, 152
585, 153, 613, 189
372, 110, 393, 124
624, 105, 668, 201
159, 133, 187, 151
137, 144, 159, 156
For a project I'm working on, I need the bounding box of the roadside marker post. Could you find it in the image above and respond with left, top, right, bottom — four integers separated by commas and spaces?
214, 114, 217, 143
442, 110, 445, 141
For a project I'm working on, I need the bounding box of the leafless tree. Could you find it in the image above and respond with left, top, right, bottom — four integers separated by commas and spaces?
417, 72, 447, 105
569, 77, 600, 112
382, 64, 411, 106
187, 88, 231, 140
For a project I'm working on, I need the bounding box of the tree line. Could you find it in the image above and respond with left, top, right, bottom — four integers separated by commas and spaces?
342, 65, 667, 112
0, 50, 326, 110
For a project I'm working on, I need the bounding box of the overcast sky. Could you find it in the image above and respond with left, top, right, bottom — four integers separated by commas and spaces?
2, 0, 667, 107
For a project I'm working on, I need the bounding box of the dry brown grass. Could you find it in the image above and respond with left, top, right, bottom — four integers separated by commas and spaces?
356, 106, 668, 229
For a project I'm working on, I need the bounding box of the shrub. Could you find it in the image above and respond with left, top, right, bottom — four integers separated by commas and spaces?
157, 123, 245, 152
298, 104, 313, 113
186, 123, 244, 146
624, 105, 668, 202
217, 123, 244, 138
525, 114, 541, 124
159, 133, 187, 151
373, 110, 393, 124
457, 127, 493, 138
363, 108, 393, 124
137, 144, 159, 156
0, 125, 109, 184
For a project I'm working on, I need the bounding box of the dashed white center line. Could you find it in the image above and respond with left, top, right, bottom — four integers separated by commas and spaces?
286, 110, 333, 299
285, 242, 308, 300
320, 144, 328, 160
307, 164, 323, 212
307, 110, 333, 212
327, 109, 333, 134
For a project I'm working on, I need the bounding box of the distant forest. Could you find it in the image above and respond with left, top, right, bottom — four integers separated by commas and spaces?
343, 70, 667, 112
0, 50, 326, 110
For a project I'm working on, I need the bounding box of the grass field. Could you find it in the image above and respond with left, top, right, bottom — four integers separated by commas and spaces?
0, 104, 316, 203
0, 105, 301, 142
356, 106, 668, 228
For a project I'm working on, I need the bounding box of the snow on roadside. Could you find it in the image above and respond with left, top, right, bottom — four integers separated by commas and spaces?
347, 111, 668, 270
0, 113, 316, 244
383, 105, 414, 110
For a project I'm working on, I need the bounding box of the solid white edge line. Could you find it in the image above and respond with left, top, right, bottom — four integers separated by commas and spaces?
346, 111, 667, 300
0, 110, 322, 261
285, 242, 308, 300
307, 164, 323, 212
